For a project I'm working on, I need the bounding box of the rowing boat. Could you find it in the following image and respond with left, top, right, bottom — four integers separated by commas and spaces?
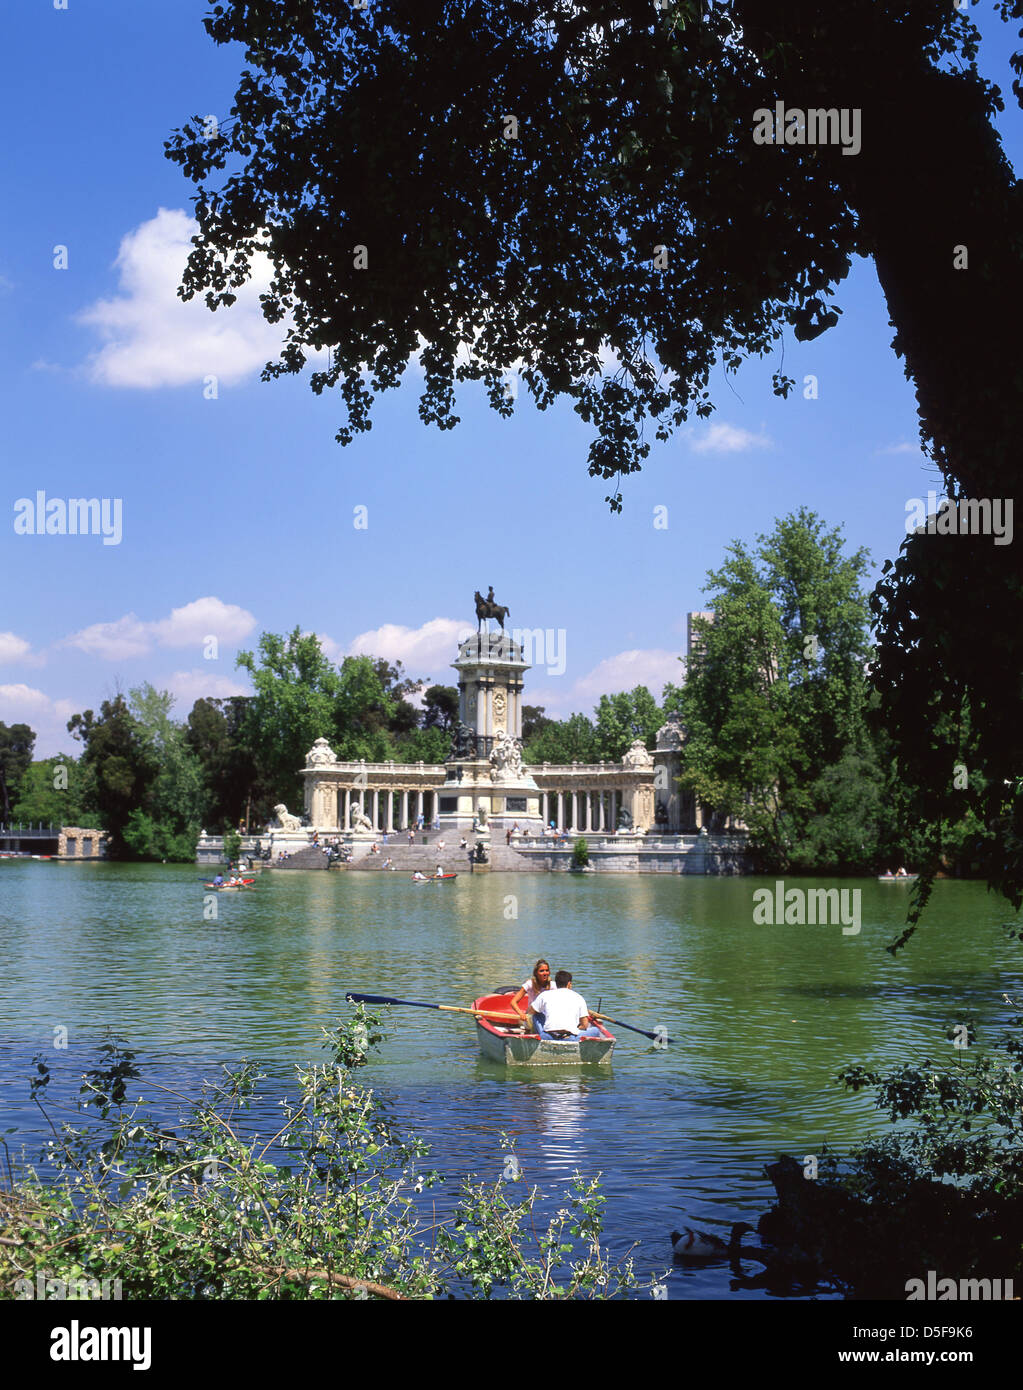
203, 878, 256, 891
412, 873, 458, 882
877, 873, 918, 882
472, 992, 615, 1066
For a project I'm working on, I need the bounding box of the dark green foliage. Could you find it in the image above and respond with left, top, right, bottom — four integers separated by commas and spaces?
523, 711, 598, 766
11, 757, 98, 829
0, 722, 35, 822
593, 688, 662, 761
67, 698, 160, 857
422, 685, 459, 731
185, 696, 268, 830
798, 1013, 1023, 1297
679, 511, 874, 867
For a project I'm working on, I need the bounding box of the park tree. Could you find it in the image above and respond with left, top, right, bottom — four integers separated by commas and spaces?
680, 511, 874, 866
0, 722, 35, 823
67, 697, 160, 857
422, 685, 460, 732
523, 711, 598, 765
521, 705, 553, 744
121, 685, 208, 861
593, 687, 662, 760
237, 633, 401, 805
237, 629, 346, 805
185, 695, 269, 829
167, 0, 1023, 912
11, 757, 97, 829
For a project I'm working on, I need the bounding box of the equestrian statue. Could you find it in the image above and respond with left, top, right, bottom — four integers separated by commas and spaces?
475, 585, 510, 632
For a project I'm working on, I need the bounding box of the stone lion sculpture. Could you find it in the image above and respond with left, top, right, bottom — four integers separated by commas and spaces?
270, 803, 303, 831
349, 802, 374, 832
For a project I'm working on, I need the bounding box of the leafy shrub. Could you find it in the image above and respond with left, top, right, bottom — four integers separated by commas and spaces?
1, 1013, 655, 1300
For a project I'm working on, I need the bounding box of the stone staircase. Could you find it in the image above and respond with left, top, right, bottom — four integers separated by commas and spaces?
347, 837, 533, 873
266, 844, 332, 870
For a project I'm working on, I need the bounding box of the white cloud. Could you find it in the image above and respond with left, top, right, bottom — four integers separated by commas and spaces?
152, 597, 256, 648
690, 422, 771, 454
64, 597, 256, 661
531, 648, 684, 715
65, 614, 152, 661
345, 618, 472, 679
77, 208, 286, 389
0, 685, 81, 758
876, 442, 923, 456
163, 669, 251, 708
0, 632, 32, 664
0, 682, 53, 714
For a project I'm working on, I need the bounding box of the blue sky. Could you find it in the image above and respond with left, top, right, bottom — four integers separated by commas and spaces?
2, 1, 1020, 756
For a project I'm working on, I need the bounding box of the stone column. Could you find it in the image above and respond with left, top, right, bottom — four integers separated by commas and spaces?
599, 791, 606, 832
416, 790, 424, 825
386, 790, 394, 832
401, 789, 409, 829
372, 789, 380, 829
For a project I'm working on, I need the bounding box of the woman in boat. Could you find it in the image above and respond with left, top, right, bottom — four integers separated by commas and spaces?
510, 960, 552, 1021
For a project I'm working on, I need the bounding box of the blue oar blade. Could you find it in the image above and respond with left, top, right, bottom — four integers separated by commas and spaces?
345, 992, 440, 1010
599, 1014, 673, 1044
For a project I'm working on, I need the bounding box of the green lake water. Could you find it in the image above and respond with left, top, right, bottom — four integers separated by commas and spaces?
1, 861, 1019, 1299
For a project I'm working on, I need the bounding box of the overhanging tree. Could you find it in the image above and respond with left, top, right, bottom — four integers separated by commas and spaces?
167, 0, 1023, 911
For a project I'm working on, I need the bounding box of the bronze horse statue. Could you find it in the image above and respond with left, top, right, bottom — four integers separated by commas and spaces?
475, 589, 510, 631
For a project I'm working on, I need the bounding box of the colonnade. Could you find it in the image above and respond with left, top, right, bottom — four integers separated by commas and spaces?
338, 785, 443, 832
536, 787, 624, 832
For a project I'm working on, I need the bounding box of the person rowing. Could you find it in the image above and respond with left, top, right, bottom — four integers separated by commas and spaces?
528, 969, 603, 1039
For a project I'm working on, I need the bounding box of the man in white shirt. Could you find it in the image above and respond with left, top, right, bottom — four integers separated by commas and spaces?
528, 970, 602, 1039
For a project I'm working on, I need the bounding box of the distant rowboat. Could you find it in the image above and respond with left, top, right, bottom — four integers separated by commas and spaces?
203, 878, 256, 891
472, 992, 615, 1066
877, 873, 918, 882
412, 873, 458, 882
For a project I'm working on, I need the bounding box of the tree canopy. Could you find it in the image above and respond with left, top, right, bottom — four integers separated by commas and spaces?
0, 722, 35, 823
167, 0, 1023, 909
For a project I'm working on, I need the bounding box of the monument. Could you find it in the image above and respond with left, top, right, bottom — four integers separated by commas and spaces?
432, 590, 544, 837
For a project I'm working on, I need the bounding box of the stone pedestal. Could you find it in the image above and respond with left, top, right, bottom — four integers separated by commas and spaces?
439, 630, 545, 836
266, 829, 313, 861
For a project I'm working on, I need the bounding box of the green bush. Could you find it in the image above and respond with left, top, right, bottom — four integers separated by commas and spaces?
1, 1013, 657, 1301
572, 837, 590, 868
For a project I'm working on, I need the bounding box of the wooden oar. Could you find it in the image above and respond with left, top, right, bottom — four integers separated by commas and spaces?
345, 991, 522, 1025
592, 1011, 673, 1044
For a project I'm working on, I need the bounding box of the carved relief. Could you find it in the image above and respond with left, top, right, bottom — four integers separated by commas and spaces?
492, 689, 507, 732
